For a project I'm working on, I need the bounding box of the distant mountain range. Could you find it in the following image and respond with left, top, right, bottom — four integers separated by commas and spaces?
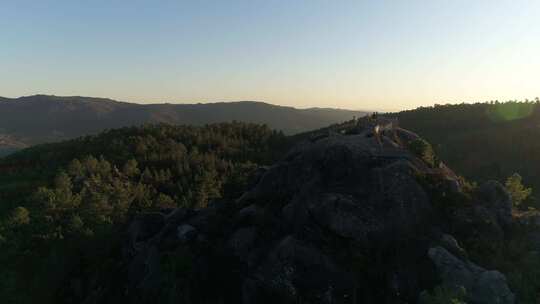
0, 95, 367, 154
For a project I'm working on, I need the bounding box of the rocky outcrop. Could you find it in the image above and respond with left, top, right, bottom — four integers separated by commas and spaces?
476, 181, 513, 229
427, 246, 514, 304
81, 123, 515, 304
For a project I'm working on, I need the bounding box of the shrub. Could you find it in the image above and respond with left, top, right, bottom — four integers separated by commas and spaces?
8, 207, 30, 227
419, 285, 466, 304
505, 173, 532, 207
408, 138, 437, 167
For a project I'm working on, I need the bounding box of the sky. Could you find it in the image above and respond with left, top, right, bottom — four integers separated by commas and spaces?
1, 0, 539, 111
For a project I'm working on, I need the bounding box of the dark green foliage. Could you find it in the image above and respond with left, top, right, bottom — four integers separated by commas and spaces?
8, 207, 30, 227
464, 223, 540, 304
407, 138, 437, 167
392, 100, 540, 208
415, 171, 473, 214
0, 122, 288, 304
505, 173, 532, 207
415, 162, 538, 303
420, 285, 466, 304
3, 104, 540, 303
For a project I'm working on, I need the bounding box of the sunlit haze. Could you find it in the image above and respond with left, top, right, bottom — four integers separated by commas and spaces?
2, 0, 539, 111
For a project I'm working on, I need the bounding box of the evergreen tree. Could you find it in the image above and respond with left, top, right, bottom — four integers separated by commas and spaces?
505, 173, 532, 207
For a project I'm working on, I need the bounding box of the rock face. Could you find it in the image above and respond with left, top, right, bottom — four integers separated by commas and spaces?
476, 180, 513, 229
82, 123, 515, 304
428, 246, 514, 304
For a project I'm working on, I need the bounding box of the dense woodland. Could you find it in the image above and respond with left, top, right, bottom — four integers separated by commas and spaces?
0, 122, 288, 303
395, 100, 540, 208
2, 101, 540, 303
293, 100, 540, 210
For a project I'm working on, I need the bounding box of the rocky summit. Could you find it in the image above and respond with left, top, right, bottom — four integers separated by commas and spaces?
82, 122, 516, 304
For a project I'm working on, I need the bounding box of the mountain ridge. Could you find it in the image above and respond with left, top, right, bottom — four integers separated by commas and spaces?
0, 94, 368, 112
0, 94, 367, 154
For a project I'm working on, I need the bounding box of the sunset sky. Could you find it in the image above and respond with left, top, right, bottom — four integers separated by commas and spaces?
1, 0, 539, 111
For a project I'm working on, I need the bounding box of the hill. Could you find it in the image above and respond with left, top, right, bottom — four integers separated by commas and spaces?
2, 120, 538, 303
0, 95, 366, 154
390, 101, 540, 204
0, 122, 290, 303
4, 101, 540, 302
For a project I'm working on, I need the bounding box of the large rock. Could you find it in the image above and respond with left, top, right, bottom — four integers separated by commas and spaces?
439, 234, 468, 260
242, 236, 356, 304
78, 123, 518, 304
447, 181, 515, 252
477, 181, 513, 228
428, 246, 515, 304
127, 212, 166, 247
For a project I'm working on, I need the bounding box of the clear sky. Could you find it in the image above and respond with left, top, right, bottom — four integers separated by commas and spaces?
1, 0, 539, 111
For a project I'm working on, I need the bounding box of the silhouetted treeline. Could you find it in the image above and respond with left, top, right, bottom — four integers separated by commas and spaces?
389, 100, 540, 207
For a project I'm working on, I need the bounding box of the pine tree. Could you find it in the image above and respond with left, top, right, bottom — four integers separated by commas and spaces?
505, 173, 532, 207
